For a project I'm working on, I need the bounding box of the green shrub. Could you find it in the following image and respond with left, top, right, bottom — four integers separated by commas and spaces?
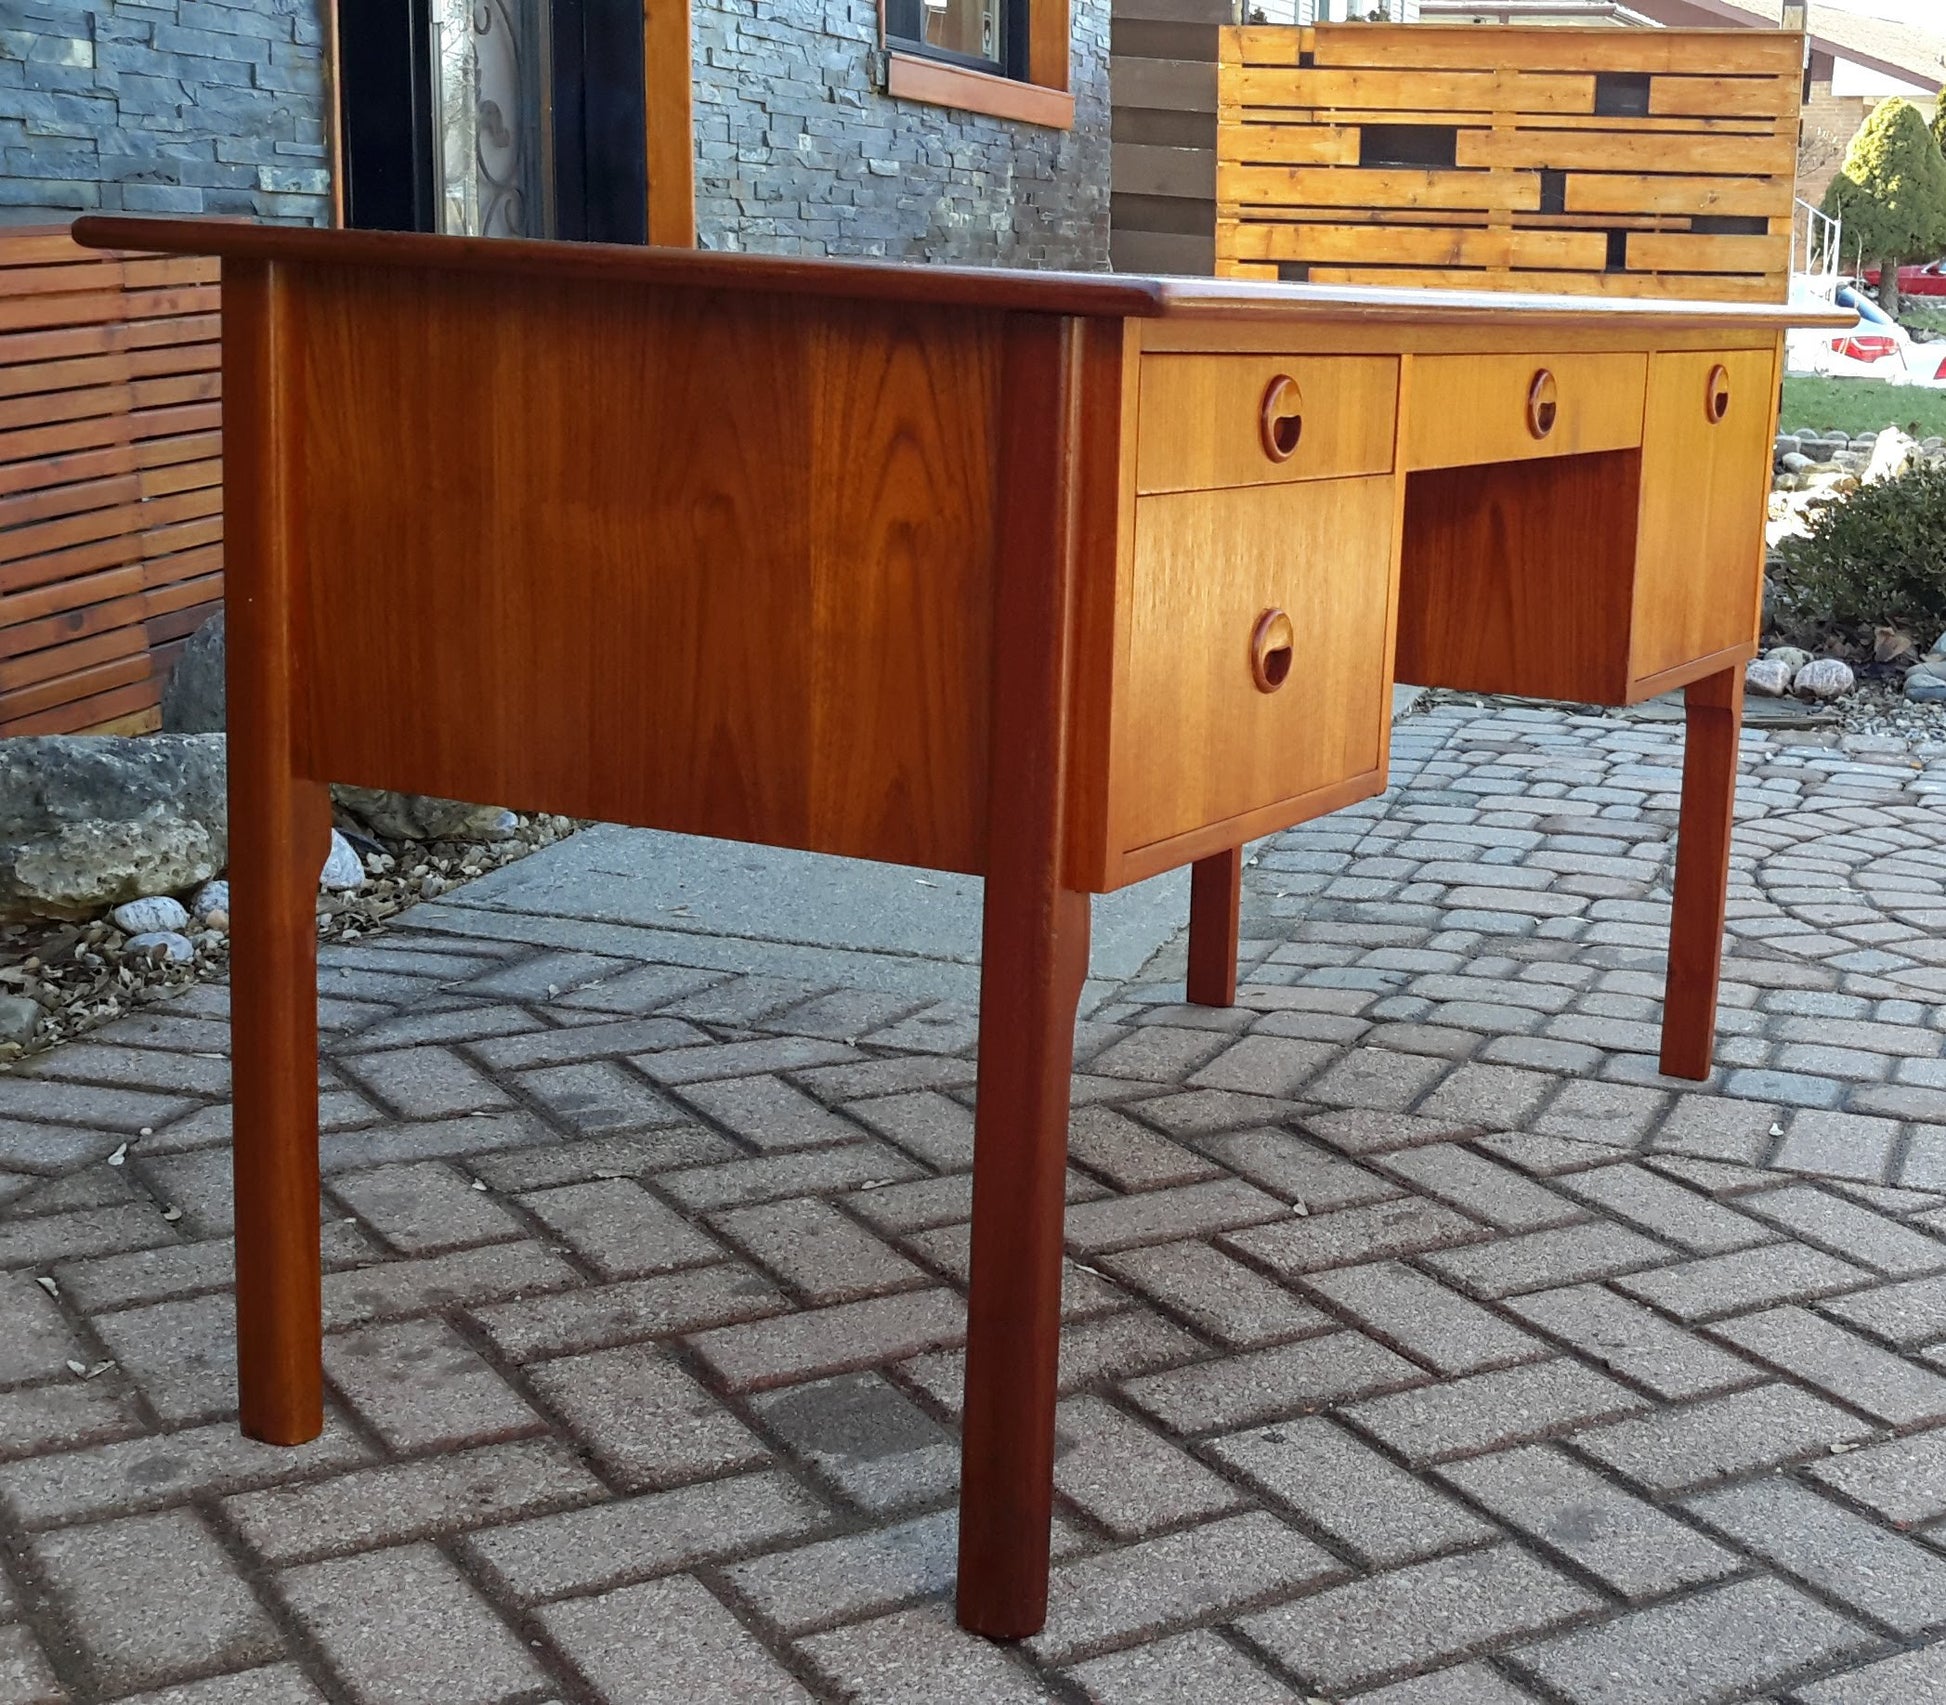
1776, 463, 1946, 637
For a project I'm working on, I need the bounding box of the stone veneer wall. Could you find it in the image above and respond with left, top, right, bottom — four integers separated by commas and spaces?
691, 0, 1111, 268
0, 1, 332, 226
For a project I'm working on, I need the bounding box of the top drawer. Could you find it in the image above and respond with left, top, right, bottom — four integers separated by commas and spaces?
1137, 355, 1399, 495
1404, 352, 1647, 471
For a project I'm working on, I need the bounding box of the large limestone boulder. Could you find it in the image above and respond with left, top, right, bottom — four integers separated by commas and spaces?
0, 735, 228, 919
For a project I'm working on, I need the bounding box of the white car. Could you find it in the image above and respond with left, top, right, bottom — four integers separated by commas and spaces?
1785, 282, 1946, 385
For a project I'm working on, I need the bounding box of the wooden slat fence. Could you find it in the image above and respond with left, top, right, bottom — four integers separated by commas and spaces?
1218, 25, 1803, 301
1110, 0, 1232, 278
1, 226, 221, 736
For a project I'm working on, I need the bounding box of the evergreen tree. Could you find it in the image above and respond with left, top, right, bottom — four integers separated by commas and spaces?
1933, 87, 1946, 161
1821, 98, 1946, 315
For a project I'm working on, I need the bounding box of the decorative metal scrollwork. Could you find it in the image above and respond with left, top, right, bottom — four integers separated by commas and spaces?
432, 0, 547, 239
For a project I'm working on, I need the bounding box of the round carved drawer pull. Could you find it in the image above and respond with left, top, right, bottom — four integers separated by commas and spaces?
1250, 608, 1296, 694
1705, 364, 1732, 425
1527, 369, 1559, 440
1260, 375, 1304, 462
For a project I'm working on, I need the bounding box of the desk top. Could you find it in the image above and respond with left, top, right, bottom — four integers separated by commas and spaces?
73, 216, 1851, 332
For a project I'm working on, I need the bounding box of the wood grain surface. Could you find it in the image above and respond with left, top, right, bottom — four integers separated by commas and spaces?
1629, 344, 1778, 689
1404, 351, 1646, 470
1661, 664, 1745, 1080
1218, 24, 1803, 301
1136, 354, 1397, 493
1113, 475, 1395, 863
957, 315, 1095, 1639
223, 261, 333, 1448
1395, 448, 1640, 703
1187, 846, 1243, 1008
290, 264, 1001, 876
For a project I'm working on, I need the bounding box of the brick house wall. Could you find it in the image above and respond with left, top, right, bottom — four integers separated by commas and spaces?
0, 1, 333, 227
691, 0, 1112, 268
1797, 52, 1869, 211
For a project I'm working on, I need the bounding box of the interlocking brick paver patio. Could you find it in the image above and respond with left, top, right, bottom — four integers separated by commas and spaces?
4, 700, 1946, 1701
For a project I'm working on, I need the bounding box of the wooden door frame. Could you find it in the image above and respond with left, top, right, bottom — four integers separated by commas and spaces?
644, 0, 695, 246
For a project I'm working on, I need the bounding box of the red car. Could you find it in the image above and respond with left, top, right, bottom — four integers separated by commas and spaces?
1861, 259, 1946, 296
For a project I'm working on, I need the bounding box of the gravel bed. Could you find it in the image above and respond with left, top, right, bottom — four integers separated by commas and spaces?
1837, 680, 1946, 743
0, 811, 579, 1064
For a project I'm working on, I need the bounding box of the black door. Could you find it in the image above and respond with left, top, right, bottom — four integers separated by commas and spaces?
337, 0, 647, 244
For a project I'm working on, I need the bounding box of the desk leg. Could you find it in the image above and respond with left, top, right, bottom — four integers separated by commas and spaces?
1660, 664, 1743, 1082
1186, 847, 1242, 1008
957, 314, 1095, 1641
958, 867, 1090, 1638
227, 260, 331, 1446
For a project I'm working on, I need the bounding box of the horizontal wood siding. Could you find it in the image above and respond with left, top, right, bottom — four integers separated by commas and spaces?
1217, 24, 1802, 301
0, 227, 220, 736
1111, 0, 1233, 277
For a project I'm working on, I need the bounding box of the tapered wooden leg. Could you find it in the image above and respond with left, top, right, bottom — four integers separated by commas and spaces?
957, 313, 1102, 1639
1659, 664, 1744, 1081
226, 260, 330, 1445
1186, 847, 1242, 1008
958, 868, 1090, 1637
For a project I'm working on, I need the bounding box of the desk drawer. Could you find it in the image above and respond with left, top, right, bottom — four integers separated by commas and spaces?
1111, 476, 1395, 867
1137, 355, 1398, 494
1405, 352, 1646, 471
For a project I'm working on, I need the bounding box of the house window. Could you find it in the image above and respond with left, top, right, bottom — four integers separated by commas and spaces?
335, 0, 650, 244
882, 0, 1073, 129
886, 0, 1012, 76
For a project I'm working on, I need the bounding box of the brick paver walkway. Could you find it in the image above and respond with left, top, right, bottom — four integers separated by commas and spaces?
3, 701, 1946, 1703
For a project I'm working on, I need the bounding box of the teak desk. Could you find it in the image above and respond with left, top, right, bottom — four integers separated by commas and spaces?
74, 217, 1840, 1639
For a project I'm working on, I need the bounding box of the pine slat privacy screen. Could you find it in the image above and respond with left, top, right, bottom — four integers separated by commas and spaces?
1217, 25, 1803, 302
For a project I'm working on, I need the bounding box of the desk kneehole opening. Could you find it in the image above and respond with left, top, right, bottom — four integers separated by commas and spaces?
1527, 369, 1559, 440
1706, 364, 1732, 425
1251, 608, 1296, 693
1260, 375, 1304, 462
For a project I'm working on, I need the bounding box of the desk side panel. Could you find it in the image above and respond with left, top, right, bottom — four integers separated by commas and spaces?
285, 265, 999, 875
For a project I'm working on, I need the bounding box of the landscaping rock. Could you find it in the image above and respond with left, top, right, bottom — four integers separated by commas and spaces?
1875, 627, 1921, 667
188, 880, 229, 923
319, 831, 365, 893
0, 735, 228, 919
1765, 646, 1813, 676
160, 609, 225, 734
332, 786, 520, 845
109, 896, 190, 936
1793, 658, 1856, 701
1745, 658, 1792, 697
0, 994, 42, 1046
1864, 426, 1919, 485
1906, 660, 1946, 704
1778, 451, 1814, 474
124, 930, 195, 963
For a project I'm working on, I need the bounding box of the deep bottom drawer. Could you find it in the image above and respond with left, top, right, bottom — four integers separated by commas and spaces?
1110, 475, 1397, 865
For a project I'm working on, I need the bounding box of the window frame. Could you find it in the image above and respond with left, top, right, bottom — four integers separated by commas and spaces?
882, 0, 1073, 131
